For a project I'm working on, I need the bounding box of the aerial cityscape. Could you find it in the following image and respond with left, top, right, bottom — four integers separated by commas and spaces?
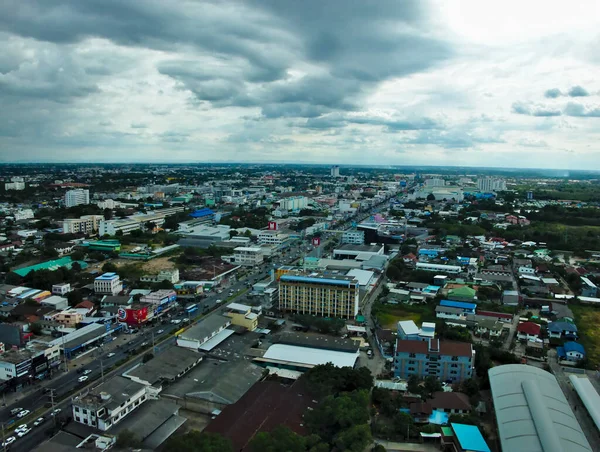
1, 1, 600, 452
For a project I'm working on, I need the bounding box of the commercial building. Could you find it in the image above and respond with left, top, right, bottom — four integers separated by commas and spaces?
233, 246, 264, 266
64, 189, 90, 207
5, 177, 25, 191
332, 244, 385, 261
0, 346, 58, 384
117, 304, 151, 326
81, 240, 122, 252
71, 376, 150, 431
258, 231, 289, 246
40, 295, 69, 311
176, 313, 232, 351
62, 215, 104, 234
278, 272, 360, 319
223, 303, 259, 331
394, 338, 474, 382
52, 283, 71, 296
341, 230, 365, 245
94, 272, 123, 296
12, 256, 88, 278
51, 308, 85, 327
488, 365, 592, 452
98, 207, 184, 236
140, 290, 177, 307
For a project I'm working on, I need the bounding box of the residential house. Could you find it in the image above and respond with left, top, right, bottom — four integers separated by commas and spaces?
474, 319, 503, 338
557, 342, 585, 362
429, 391, 472, 414
477, 310, 513, 323
435, 306, 466, 322
516, 322, 541, 342
447, 286, 477, 303
548, 321, 578, 340
580, 277, 597, 298
439, 300, 476, 315
501, 290, 520, 306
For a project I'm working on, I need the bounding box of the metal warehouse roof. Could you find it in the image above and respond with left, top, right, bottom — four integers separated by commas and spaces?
262, 344, 358, 368
489, 365, 592, 452
440, 300, 477, 310
568, 375, 600, 434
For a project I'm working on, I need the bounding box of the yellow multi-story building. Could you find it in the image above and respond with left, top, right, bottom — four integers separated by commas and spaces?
278, 272, 360, 319
223, 302, 259, 331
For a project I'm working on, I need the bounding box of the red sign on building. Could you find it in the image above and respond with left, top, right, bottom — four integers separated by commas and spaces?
312, 237, 321, 246
117, 305, 150, 325
268, 221, 278, 231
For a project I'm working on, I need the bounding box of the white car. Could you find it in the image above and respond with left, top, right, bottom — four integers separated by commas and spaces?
17, 410, 30, 418
107, 352, 116, 358
78, 375, 88, 383
82, 369, 92, 375
33, 417, 45, 426
157, 329, 164, 334
17, 428, 31, 438
1, 437, 15, 447
51, 408, 61, 416
15, 424, 27, 433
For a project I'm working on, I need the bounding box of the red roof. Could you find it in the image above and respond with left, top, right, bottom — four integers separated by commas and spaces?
517, 321, 541, 335
396, 339, 473, 357
477, 310, 513, 320
75, 300, 95, 310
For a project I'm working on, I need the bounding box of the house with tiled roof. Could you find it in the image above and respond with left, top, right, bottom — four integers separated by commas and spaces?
557, 342, 585, 362
548, 321, 578, 340
516, 321, 541, 341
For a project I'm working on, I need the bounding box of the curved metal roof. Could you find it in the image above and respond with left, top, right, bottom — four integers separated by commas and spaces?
488, 365, 592, 452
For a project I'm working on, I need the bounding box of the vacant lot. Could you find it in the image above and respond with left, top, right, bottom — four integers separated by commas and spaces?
141, 255, 178, 273
373, 302, 435, 329
570, 304, 600, 368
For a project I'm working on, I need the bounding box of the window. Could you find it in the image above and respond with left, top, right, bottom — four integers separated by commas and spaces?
75, 416, 80, 422
451, 356, 458, 361
409, 353, 416, 358
74, 407, 80, 412
451, 364, 458, 368
450, 370, 457, 374
408, 367, 415, 371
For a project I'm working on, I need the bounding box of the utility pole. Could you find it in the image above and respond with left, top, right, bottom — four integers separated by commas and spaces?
100, 360, 104, 383
2, 422, 6, 452
50, 389, 57, 426
62, 335, 68, 373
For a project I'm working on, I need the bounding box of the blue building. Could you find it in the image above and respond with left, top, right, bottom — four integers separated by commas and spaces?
548, 321, 578, 340
190, 208, 215, 222
557, 342, 585, 362
439, 300, 476, 315
418, 248, 443, 258
394, 337, 474, 382
456, 256, 471, 266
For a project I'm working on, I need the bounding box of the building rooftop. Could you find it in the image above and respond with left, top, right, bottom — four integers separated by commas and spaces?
262, 343, 358, 369
275, 332, 359, 353
95, 272, 119, 281
280, 272, 358, 288
398, 320, 420, 335
440, 300, 477, 310
451, 423, 490, 452
73, 376, 146, 411
396, 339, 473, 357
179, 313, 230, 342
126, 346, 203, 385
13, 257, 88, 277
204, 380, 317, 451
489, 365, 592, 452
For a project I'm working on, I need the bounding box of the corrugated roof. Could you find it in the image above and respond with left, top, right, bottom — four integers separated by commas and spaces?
451, 423, 490, 452
489, 365, 592, 452
262, 343, 358, 368
440, 300, 476, 310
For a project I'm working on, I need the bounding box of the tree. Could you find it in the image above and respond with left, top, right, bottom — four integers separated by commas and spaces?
70, 250, 85, 261
407, 374, 421, 394
426, 193, 436, 201
115, 429, 142, 449
249, 426, 308, 452
393, 412, 414, 439
102, 262, 118, 273
30, 323, 42, 335
386, 265, 401, 281
71, 262, 82, 273
67, 290, 84, 307
164, 431, 233, 452
334, 424, 372, 452
423, 376, 443, 398
460, 378, 480, 398
103, 208, 113, 220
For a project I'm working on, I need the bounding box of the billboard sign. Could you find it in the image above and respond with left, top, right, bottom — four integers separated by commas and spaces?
312, 237, 321, 246
118, 306, 149, 325
268, 221, 278, 231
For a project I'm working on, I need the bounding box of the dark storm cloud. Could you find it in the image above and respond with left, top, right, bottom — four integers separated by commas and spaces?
544, 88, 562, 98
511, 102, 561, 117
302, 114, 442, 131
568, 85, 590, 97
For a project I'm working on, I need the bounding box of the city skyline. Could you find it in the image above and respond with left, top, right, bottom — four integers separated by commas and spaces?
1, 1, 600, 169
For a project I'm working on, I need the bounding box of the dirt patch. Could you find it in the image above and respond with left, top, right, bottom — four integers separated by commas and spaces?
178, 408, 212, 433
141, 256, 178, 273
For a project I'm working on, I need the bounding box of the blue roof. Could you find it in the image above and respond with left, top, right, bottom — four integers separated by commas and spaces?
548, 321, 578, 332
440, 300, 477, 310
280, 275, 353, 287
190, 208, 214, 218
96, 272, 118, 280
557, 346, 566, 358
564, 342, 585, 355
451, 423, 490, 452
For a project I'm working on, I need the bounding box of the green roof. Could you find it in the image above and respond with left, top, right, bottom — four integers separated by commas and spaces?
441, 426, 454, 437
13, 256, 88, 277
448, 286, 477, 297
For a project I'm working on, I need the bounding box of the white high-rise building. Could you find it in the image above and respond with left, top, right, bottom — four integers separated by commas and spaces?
424, 178, 445, 187
278, 196, 308, 211
331, 165, 340, 177
65, 189, 90, 207
5, 177, 25, 191
476, 178, 507, 192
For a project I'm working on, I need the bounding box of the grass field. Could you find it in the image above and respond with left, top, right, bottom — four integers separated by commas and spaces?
570, 304, 600, 368
374, 303, 435, 329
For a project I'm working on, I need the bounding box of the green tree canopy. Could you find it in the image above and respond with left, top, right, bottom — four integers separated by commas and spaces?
164, 431, 233, 452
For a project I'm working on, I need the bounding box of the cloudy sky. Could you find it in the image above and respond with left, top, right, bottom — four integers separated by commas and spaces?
1, 0, 600, 169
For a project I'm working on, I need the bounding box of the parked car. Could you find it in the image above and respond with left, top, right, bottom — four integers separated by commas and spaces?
1, 437, 15, 447
157, 329, 164, 334
107, 352, 116, 358
10, 407, 23, 415
17, 428, 31, 437
15, 424, 28, 433
17, 410, 30, 418
82, 369, 92, 375
51, 408, 61, 416
78, 376, 88, 383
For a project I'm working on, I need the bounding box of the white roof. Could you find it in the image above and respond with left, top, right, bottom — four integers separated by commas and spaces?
346, 269, 375, 286
226, 302, 251, 313
234, 246, 262, 252
199, 329, 235, 351
266, 367, 303, 380
398, 320, 420, 335
346, 325, 367, 333
541, 277, 559, 285
569, 375, 600, 433
263, 344, 358, 368
489, 365, 592, 452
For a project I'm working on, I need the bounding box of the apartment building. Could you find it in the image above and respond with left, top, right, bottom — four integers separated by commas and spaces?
62, 215, 104, 234
233, 247, 264, 266
5, 177, 25, 191
52, 308, 85, 327
394, 338, 474, 382
65, 189, 90, 207
94, 273, 123, 296
278, 196, 308, 211
278, 272, 360, 319
71, 376, 150, 431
